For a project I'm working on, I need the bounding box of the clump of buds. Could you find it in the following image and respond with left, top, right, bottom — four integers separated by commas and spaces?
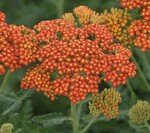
89, 88, 122, 118
99, 8, 133, 45
73, 6, 94, 26
62, 6, 103, 26
129, 100, 150, 124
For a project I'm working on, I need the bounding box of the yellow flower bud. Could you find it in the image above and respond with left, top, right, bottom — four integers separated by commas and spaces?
129, 100, 150, 124
89, 88, 122, 119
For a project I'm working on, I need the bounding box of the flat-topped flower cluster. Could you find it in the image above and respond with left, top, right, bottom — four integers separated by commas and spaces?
0, 6, 138, 104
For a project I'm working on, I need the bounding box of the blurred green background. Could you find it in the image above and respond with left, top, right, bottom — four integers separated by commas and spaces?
0, 0, 150, 133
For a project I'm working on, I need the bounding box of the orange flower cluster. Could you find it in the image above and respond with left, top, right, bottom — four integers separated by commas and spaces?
0, 12, 6, 74
99, 8, 133, 45
0, 9, 137, 103
21, 17, 136, 103
20, 65, 56, 99
140, 5, 150, 21
63, 6, 134, 46
120, 0, 150, 20
104, 44, 136, 86
0, 12, 6, 22
89, 88, 122, 118
34, 19, 77, 43
128, 20, 150, 52
119, 0, 150, 51
0, 12, 38, 74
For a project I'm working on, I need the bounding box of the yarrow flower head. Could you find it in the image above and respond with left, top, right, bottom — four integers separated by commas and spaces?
0, 12, 6, 22
20, 11, 137, 103
128, 100, 150, 124
89, 88, 122, 118
120, 0, 150, 20
128, 20, 150, 51
104, 44, 137, 86
0, 11, 38, 74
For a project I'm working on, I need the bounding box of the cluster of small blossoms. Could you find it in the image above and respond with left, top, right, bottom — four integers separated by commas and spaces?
34, 19, 110, 43
99, 8, 133, 45
0, 11, 38, 74
120, 0, 150, 20
20, 65, 56, 100
104, 44, 136, 86
63, 6, 134, 46
0, 12, 6, 22
21, 39, 104, 103
119, 0, 150, 51
140, 5, 150, 21
128, 100, 150, 124
21, 13, 137, 103
34, 19, 80, 43
89, 88, 122, 118
128, 20, 150, 52
0, 12, 7, 74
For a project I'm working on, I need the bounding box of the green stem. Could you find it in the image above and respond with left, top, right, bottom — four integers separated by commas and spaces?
127, 80, 137, 96
0, 71, 11, 93
131, 56, 150, 91
80, 117, 97, 133
145, 121, 150, 132
127, 80, 137, 105
77, 97, 91, 119
71, 103, 79, 133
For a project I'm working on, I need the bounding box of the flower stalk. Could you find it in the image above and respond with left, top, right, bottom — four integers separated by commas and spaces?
80, 117, 97, 133
145, 121, 150, 132
131, 55, 150, 91
71, 103, 79, 133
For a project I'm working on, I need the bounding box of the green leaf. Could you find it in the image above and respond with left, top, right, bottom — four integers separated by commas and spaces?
32, 112, 71, 127
2, 90, 34, 116
0, 93, 19, 103
128, 121, 148, 133
2, 100, 22, 116
20, 100, 33, 121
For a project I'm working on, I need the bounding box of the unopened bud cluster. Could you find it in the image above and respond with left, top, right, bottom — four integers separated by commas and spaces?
89, 88, 122, 118
99, 8, 133, 45
129, 100, 150, 124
